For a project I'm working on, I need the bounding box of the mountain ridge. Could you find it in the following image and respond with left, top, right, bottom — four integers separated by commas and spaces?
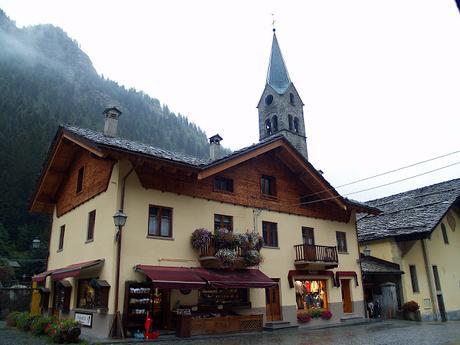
0, 9, 215, 270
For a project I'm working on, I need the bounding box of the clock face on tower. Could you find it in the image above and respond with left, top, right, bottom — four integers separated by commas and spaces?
265, 94, 273, 105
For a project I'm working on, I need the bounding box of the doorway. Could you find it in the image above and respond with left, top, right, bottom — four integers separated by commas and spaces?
341, 279, 353, 313
437, 294, 447, 322
265, 279, 281, 321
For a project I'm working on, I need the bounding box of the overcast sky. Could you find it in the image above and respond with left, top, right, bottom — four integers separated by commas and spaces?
1, 0, 459, 201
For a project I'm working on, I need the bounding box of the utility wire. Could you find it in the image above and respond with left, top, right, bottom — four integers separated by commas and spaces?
282, 160, 460, 207
281, 149, 460, 202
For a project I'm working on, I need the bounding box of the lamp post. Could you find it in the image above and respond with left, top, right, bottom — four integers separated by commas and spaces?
112, 209, 127, 338
32, 238, 41, 249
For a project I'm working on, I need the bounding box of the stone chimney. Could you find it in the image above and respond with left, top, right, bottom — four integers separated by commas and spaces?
209, 134, 223, 160
103, 106, 122, 137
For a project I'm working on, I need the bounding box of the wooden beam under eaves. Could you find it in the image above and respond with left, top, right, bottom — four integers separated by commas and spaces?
197, 141, 284, 180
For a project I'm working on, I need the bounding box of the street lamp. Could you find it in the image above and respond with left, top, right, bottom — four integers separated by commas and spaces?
112, 209, 127, 338
113, 210, 127, 227
32, 238, 41, 249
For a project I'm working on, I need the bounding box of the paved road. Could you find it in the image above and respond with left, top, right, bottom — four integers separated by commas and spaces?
119, 321, 460, 345
1, 320, 460, 345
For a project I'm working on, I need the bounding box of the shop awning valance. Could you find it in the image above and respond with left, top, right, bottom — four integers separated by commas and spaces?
287, 270, 335, 288
194, 268, 277, 289
50, 259, 105, 280
135, 265, 207, 289
335, 271, 359, 287
32, 269, 57, 283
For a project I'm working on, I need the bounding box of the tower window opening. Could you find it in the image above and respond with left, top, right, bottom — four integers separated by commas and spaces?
265, 94, 274, 105
294, 117, 300, 133
290, 93, 295, 105
265, 119, 272, 136
288, 115, 293, 131
272, 115, 278, 132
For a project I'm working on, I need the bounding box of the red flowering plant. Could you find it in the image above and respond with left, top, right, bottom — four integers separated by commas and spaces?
297, 312, 312, 324
320, 310, 333, 320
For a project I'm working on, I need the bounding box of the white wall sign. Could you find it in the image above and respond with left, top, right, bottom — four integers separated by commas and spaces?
74, 312, 92, 327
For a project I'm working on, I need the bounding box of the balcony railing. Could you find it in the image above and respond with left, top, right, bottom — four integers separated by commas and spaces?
294, 244, 338, 264
199, 236, 243, 257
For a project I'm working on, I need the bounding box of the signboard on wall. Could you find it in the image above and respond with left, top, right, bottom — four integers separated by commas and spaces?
74, 312, 92, 327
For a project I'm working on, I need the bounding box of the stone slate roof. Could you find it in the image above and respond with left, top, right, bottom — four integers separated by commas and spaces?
357, 178, 460, 242
62, 125, 284, 168
266, 33, 291, 94
360, 255, 403, 275
61, 125, 377, 215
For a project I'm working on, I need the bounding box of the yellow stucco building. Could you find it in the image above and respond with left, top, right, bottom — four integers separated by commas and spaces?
29, 32, 378, 339
358, 178, 460, 321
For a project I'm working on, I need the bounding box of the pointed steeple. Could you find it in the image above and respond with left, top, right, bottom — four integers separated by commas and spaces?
266, 32, 291, 94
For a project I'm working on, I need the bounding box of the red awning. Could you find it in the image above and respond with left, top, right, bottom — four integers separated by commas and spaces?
335, 271, 359, 287
135, 265, 207, 289
194, 268, 277, 289
50, 259, 105, 280
32, 269, 57, 283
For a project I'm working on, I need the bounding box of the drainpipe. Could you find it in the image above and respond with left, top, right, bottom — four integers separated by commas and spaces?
421, 238, 438, 320
353, 212, 368, 318
112, 163, 137, 337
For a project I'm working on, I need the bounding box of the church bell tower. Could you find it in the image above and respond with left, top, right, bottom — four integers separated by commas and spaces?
257, 30, 308, 159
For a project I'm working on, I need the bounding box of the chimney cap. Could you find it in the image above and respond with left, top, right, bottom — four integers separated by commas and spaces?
103, 106, 122, 116
209, 134, 223, 144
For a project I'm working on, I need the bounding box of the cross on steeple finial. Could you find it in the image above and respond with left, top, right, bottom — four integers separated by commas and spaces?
271, 13, 276, 32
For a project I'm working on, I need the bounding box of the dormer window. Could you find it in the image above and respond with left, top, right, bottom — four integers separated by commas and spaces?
272, 115, 278, 132
214, 176, 233, 193
265, 119, 272, 136
261, 175, 277, 197
76, 167, 84, 194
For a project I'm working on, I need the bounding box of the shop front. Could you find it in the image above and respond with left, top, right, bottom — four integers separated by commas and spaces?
124, 265, 276, 338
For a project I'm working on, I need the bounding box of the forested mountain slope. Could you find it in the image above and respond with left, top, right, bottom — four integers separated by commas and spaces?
0, 9, 212, 262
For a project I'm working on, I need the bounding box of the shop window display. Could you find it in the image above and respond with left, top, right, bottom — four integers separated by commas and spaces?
294, 279, 328, 312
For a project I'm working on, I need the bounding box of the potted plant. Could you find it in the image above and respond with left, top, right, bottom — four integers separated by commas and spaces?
215, 248, 238, 267
320, 310, 333, 320
244, 231, 263, 251
402, 301, 421, 321
191, 228, 212, 249
297, 312, 311, 324
214, 228, 235, 249
243, 250, 263, 267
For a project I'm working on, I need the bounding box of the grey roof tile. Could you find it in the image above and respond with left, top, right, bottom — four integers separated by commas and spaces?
357, 178, 460, 242
360, 255, 403, 274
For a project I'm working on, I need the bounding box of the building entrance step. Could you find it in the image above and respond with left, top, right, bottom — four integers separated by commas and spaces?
264, 321, 299, 331
340, 315, 364, 322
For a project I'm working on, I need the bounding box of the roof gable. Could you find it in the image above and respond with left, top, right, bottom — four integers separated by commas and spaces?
357, 178, 460, 242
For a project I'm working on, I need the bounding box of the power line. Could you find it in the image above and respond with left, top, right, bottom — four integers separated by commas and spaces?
281, 149, 460, 202
335, 150, 460, 189
283, 160, 460, 207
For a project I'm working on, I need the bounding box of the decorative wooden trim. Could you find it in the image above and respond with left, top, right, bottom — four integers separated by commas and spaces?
197, 141, 284, 180
62, 133, 105, 158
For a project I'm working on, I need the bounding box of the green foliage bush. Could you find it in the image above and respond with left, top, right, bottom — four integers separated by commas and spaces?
6, 311, 21, 327
7, 312, 81, 343
30, 315, 57, 335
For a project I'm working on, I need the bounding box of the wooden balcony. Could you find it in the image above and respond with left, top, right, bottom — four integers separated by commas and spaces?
199, 237, 245, 269
293, 244, 338, 269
